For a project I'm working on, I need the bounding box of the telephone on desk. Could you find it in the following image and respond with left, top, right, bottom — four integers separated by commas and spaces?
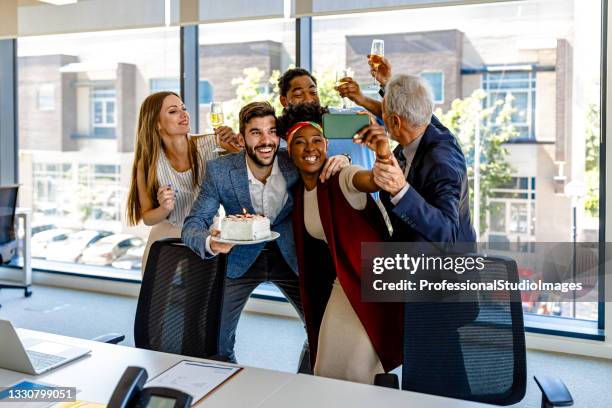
108, 366, 192, 408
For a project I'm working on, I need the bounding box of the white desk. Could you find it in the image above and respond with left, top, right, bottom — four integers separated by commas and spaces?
0, 329, 494, 408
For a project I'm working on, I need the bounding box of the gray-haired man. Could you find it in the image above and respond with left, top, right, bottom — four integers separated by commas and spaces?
356, 73, 476, 243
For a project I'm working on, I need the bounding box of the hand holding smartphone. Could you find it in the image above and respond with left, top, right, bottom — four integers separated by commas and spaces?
322, 113, 370, 139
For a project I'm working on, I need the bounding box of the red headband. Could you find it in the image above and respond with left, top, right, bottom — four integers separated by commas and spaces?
284, 121, 327, 155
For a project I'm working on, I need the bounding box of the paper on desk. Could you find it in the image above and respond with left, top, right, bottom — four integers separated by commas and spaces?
146, 360, 241, 405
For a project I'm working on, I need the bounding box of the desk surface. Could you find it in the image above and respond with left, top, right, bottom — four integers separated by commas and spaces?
0, 329, 494, 408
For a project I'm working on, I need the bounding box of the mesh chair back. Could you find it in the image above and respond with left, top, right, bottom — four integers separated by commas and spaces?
135, 238, 226, 359
402, 256, 526, 406
0, 185, 18, 246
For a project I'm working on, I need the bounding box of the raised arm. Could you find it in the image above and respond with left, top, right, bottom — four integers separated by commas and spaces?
350, 122, 392, 193
336, 78, 383, 118
335, 56, 392, 118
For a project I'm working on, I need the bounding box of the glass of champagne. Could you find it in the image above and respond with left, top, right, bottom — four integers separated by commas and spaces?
209, 102, 225, 152
369, 39, 384, 89
335, 68, 353, 109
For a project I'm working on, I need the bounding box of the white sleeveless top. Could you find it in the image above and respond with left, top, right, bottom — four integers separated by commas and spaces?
156, 136, 217, 227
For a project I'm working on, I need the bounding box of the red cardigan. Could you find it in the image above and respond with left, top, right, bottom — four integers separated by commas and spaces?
292, 173, 403, 372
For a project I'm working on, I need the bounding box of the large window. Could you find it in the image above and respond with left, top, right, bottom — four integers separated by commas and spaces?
313, 0, 602, 330
8, 0, 604, 337
198, 19, 296, 132
18, 27, 180, 278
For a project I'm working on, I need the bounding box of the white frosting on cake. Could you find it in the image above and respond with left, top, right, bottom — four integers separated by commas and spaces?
220, 214, 271, 241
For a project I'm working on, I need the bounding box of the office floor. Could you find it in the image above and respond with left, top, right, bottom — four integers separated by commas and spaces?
0, 284, 610, 407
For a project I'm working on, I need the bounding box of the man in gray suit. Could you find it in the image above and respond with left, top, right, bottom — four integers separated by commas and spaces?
182, 101, 348, 366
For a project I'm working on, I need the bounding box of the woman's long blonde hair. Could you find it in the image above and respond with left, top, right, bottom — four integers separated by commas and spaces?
126, 91, 201, 225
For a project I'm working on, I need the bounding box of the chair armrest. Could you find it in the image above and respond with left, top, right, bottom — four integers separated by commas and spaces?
534, 375, 574, 407
374, 373, 399, 389
92, 333, 125, 344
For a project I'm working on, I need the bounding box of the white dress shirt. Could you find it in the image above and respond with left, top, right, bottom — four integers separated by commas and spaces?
245, 156, 288, 222
390, 134, 423, 206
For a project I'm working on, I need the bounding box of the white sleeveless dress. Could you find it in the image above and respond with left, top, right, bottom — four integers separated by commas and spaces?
141, 136, 217, 274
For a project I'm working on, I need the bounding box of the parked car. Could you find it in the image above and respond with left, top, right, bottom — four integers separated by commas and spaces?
111, 245, 145, 271
79, 234, 144, 266
46, 230, 112, 263
31, 224, 55, 237
31, 228, 73, 258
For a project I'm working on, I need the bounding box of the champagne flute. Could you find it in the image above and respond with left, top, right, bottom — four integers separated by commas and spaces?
209, 102, 225, 153
369, 39, 384, 89
335, 68, 354, 109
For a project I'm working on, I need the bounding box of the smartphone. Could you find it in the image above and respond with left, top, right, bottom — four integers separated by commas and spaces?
322, 113, 370, 139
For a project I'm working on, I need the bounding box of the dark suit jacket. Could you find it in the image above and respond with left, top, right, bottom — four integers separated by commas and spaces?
380, 115, 476, 243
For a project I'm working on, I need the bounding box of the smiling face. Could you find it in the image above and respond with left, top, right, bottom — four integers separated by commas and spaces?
282, 75, 320, 107
290, 125, 328, 176
241, 115, 279, 168
157, 94, 190, 136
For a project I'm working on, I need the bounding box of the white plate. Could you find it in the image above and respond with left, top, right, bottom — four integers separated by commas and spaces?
211, 231, 280, 245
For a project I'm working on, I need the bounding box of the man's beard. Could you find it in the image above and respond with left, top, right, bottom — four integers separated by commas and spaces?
245, 142, 278, 167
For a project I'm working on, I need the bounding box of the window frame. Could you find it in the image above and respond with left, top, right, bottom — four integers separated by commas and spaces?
90, 87, 117, 129
481, 68, 537, 141
0, 3, 606, 341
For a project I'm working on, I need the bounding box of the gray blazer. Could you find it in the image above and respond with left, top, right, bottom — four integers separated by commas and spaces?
182, 150, 299, 278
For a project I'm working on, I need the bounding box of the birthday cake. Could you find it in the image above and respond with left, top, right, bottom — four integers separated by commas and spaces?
220, 213, 271, 241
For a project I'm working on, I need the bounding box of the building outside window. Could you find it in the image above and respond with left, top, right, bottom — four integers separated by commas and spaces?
37, 83, 55, 111
149, 78, 214, 104
487, 177, 536, 245
12, 0, 604, 335
18, 27, 180, 277
198, 19, 296, 132
482, 70, 536, 140
420, 71, 444, 104
312, 0, 602, 328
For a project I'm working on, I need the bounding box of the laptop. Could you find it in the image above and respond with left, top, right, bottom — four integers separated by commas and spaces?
0, 319, 91, 375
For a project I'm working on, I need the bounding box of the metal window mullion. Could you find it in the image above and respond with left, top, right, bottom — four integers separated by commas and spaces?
296, 17, 312, 71
0, 39, 18, 184
181, 26, 199, 132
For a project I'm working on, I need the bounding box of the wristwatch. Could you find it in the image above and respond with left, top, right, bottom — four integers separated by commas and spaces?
341, 153, 352, 164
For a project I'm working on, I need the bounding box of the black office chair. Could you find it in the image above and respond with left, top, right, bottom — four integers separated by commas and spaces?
133, 238, 226, 359
0, 185, 32, 309
375, 255, 573, 407
0, 184, 19, 265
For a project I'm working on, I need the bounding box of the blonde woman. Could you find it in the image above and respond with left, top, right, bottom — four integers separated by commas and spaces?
127, 91, 236, 273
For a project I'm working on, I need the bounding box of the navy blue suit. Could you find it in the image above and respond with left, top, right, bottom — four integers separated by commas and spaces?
380, 115, 476, 244
381, 116, 478, 393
